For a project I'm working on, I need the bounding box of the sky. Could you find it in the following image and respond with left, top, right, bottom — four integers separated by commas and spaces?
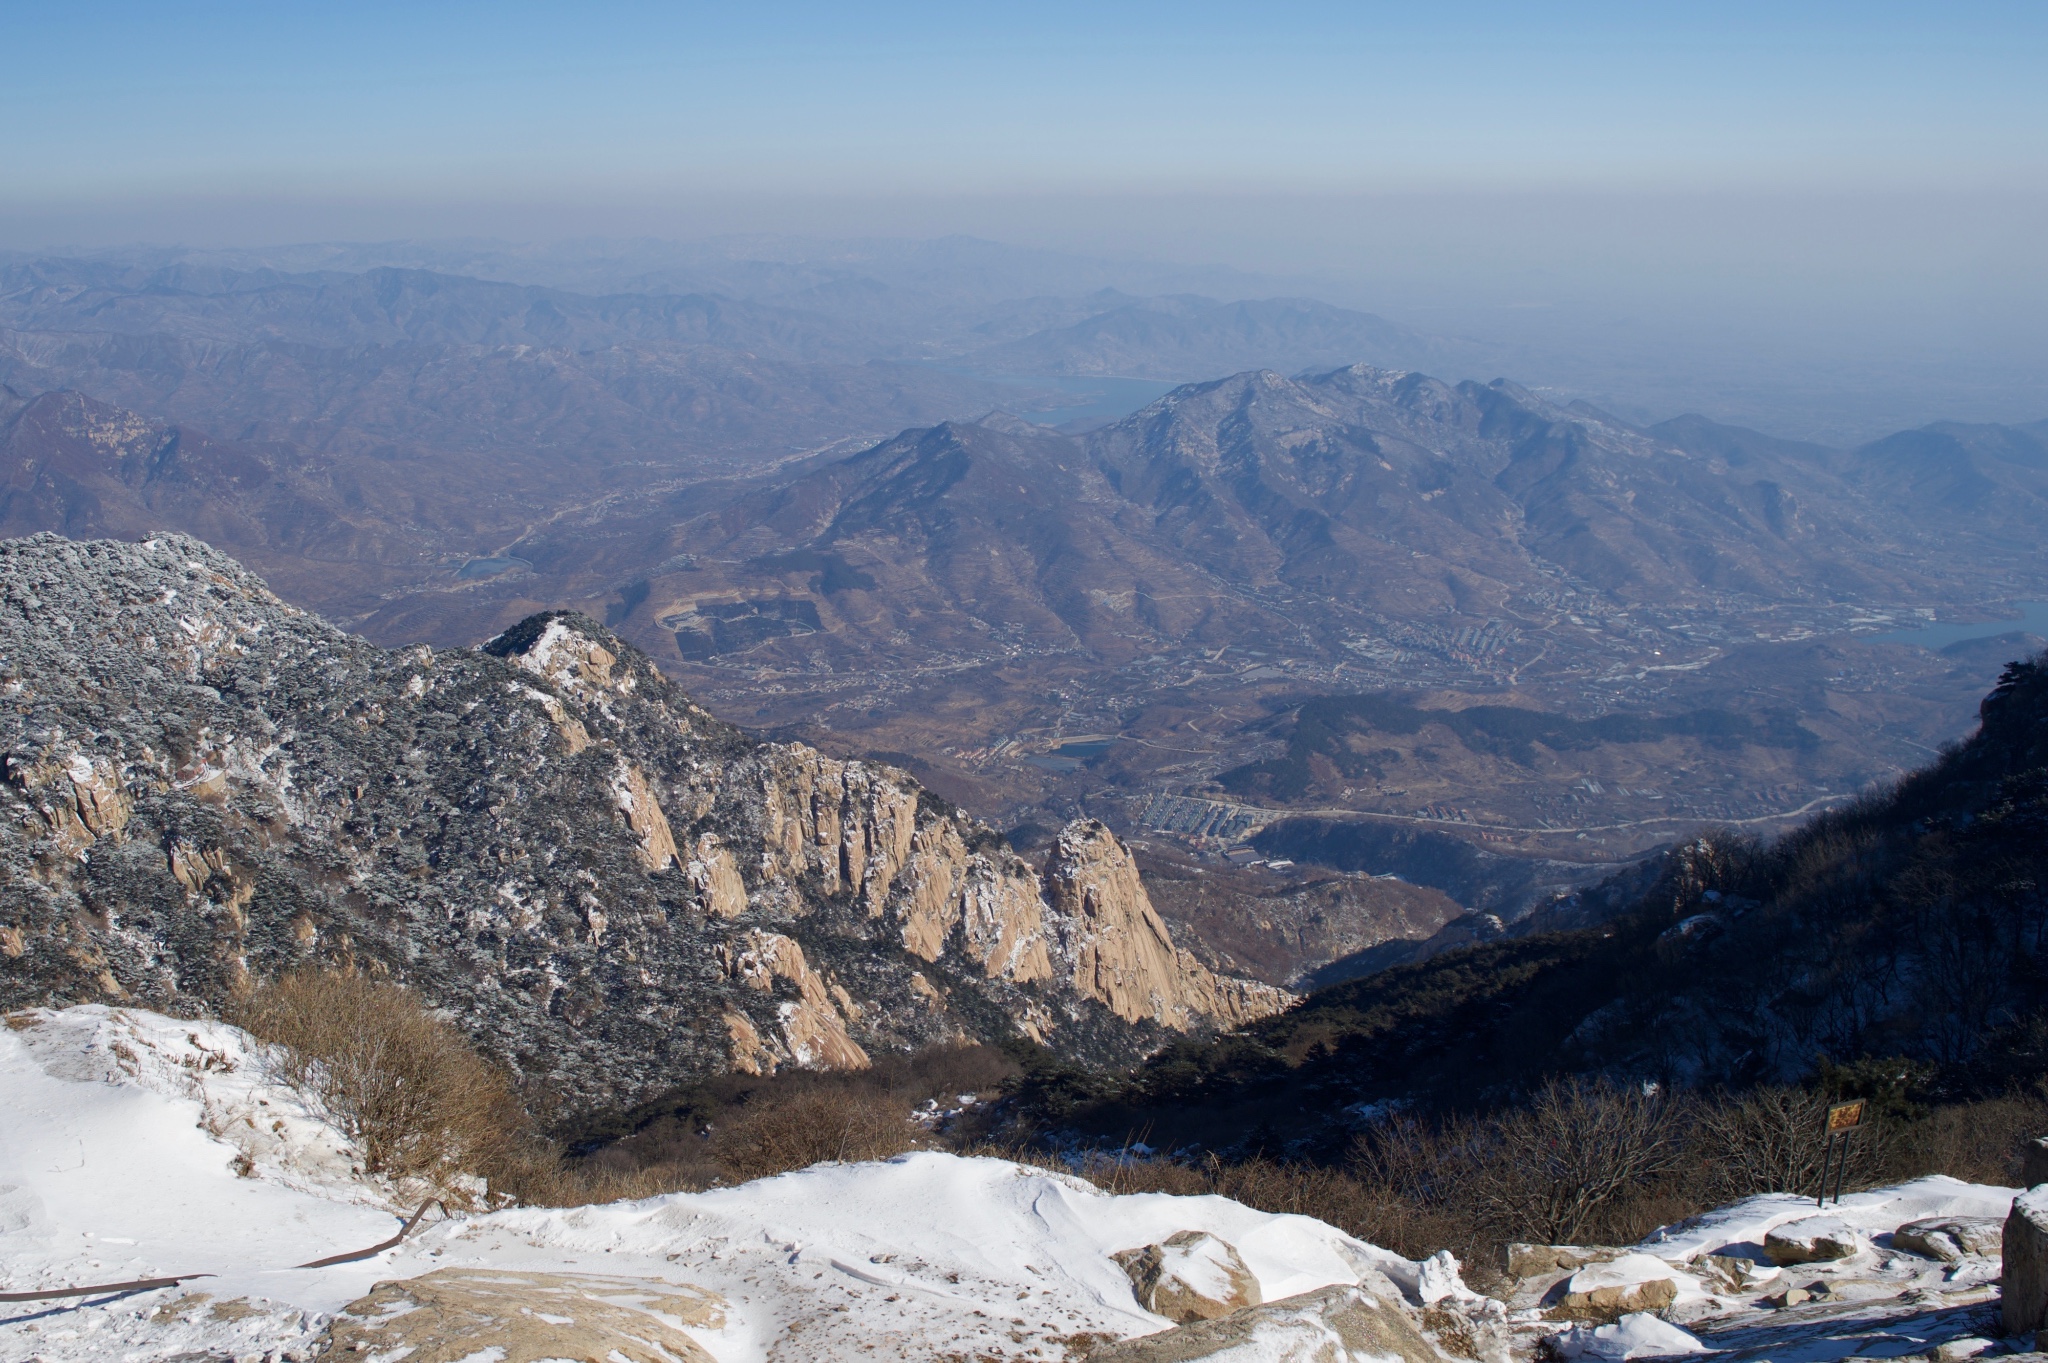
2, 0, 2044, 433
7, 2, 2044, 214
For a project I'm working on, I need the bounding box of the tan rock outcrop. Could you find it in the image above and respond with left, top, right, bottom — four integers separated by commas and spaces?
513, 682, 590, 753
686, 833, 749, 918
610, 759, 678, 871
5, 749, 134, 857
1116, 1231, 1263, 1322
1046, 821, 1292, 1030
756, 747, 921, 907
724, 1010, 773, 1076
320, 1268, 723, 1363
719, 930, 870, 1071
508, 619, 621, 698
893, 819, 1052, 982
1087, 1283, 1441, 1363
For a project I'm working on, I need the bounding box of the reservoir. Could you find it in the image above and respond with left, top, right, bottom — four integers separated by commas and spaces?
1871, 602, 2048, 649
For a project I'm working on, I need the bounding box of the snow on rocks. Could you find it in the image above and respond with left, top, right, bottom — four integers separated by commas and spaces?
1547, 1310, 1709, 1360
1114, 1229, 1262, 1322
1763, 1214, 1862, 1265
1505, 1177, 2027, 1363
1895, 1216, 2005, 1264
1089, 1282, 1444, 1363
1637, 1177, 2018, 1265
1552, 1253, 1694, 1319
1417, 1248, 1486, 1305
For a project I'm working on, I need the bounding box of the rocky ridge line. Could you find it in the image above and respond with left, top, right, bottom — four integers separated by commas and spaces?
0, 532, 1287, 1112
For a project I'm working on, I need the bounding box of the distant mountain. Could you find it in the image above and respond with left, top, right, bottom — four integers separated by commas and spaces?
1656, 411, 2048, 552
0, 259, 855, 358
580, 363, 2017, 679
961, 295, 1475, 381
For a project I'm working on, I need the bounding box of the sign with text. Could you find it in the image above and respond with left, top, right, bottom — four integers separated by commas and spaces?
1826, 1100, 1866, 1134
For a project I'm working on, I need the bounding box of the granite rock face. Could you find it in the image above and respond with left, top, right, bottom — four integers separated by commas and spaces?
2005, 1189, 2048, 1336
0, 533, 1288, 1113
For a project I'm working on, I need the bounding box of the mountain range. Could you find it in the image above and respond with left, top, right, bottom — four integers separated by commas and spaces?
3, 249, 2046, 906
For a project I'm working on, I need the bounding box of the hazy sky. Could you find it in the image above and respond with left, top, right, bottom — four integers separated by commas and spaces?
4, 1, 2044, 435
8, 2, 2043, 212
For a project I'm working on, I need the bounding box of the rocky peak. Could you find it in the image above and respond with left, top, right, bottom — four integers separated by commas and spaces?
0, 532, 1286, 1114
1046, 821, 1291, 1031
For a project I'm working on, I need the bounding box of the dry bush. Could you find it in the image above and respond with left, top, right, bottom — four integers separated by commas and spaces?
551, 1041, 1017, 1197
235, 969, 527, 1193
708, 1087, 923, 1182
1889, 1094, 2048, 1185
1685, 1085, 1888, 1204
1457, 1078, 1687, 1246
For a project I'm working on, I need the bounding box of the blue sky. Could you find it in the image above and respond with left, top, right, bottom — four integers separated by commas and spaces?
6, 0, 2044, 209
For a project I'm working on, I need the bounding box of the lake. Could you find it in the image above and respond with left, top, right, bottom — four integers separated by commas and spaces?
1870, 602, 2048, 649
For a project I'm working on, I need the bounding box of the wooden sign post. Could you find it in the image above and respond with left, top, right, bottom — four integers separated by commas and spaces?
1816, 1100, 1865, 1206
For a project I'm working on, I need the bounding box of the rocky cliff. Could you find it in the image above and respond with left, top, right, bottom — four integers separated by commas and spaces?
0, 532, 1287, 1112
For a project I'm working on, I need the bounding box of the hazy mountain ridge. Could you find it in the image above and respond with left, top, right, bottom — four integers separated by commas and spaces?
612, 363, 2038, 678
959, 295, 1473, 381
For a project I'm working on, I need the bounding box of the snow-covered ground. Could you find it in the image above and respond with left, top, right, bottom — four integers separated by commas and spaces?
0, 1006, 1418, 1362
0, 1005, 2031, 1363
1504, 1178, 2020, 1362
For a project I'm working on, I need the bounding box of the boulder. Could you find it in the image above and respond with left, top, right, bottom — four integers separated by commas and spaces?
319, 1267, 724, 1363
1893, 1216, 2005, 1264
1546, 1311, 1708, 1360
1507, 1244, 1624, 1279
1764, 1216, 1861, 1265
1416, 1249, 1483, 1304
2023, 1136, 2048, 1189
1085, 1283, 1441, 1363
2004, 1187, 2048, 1336
1115, 1231, 1262, 1323
1547, 1254, 1682, 1322
1694, 1254, 1775, 1293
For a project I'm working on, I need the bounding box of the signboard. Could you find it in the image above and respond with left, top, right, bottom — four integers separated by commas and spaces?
1826, 1100, 1865, 1134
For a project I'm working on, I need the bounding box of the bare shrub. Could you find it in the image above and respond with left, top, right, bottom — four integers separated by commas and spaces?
1461, 1078, 1686, 1245
1686, 1086, 1871, 1202
708, 1087, 923, 1181
1889, 1094, 2048, 1186
235, 969, 526, 1193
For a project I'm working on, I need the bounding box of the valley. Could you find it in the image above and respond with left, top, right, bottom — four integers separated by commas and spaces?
3, 245, 2045, 958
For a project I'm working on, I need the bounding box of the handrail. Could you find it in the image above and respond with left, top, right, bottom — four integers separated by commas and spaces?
1, 1274, 212, 1303
0, 1199, 449, 1304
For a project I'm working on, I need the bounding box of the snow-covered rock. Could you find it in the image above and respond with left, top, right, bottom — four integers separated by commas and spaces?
1553, 1252, 1688, 1319
1894, 1215, 2004, 1264
1638, 1177, 2016, 1264
1114, 1229, 1261, 1322
1416, 1248, 1483, 1304
1764, 1214, 1862, 1264
1547, 1311, 1709, 1360
1089, 1282, 1442, 1363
